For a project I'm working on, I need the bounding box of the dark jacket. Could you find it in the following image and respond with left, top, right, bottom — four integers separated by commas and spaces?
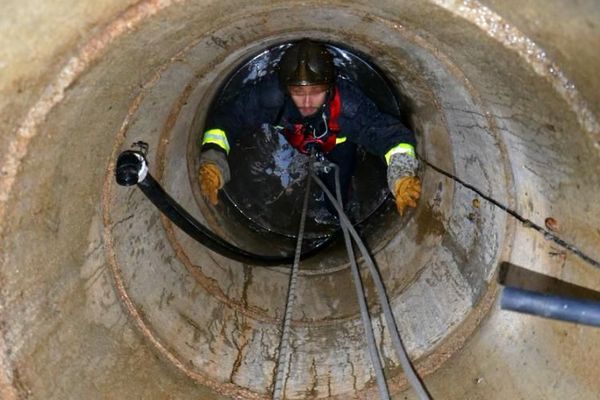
203, 75, 415, 159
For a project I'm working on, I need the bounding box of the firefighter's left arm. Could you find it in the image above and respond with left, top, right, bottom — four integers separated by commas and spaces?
340, 85, 420, 215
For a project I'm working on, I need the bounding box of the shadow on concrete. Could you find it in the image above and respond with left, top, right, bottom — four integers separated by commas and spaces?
499, 262, 600, 301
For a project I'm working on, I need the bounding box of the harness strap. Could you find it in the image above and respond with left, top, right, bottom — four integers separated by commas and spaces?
282, 87, 343, 154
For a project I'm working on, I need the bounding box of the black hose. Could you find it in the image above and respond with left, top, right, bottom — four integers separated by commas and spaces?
115, 149, 328, 267
501, 286, 600, 327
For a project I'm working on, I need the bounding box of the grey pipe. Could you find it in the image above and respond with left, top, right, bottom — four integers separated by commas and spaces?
501, 287, 600, 327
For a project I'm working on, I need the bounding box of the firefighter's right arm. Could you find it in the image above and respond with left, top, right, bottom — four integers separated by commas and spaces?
198, 146, 230, 205
197, 76, 284, 205
197, 85, 255, 205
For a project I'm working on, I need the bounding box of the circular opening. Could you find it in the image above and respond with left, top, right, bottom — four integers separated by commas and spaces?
10, 1, 600, 399
107, 8, 518, 394
193, 41, 417, 259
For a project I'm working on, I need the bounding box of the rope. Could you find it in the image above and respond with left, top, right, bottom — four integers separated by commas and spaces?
272, 165, 313, 400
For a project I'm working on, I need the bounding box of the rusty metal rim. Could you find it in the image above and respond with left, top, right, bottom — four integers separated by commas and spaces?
101, 7, 514, 397
152, 8, 513, 329
151, 26, 449, 325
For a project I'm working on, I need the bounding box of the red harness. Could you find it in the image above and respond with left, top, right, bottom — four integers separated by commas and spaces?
283, 88, 341, 154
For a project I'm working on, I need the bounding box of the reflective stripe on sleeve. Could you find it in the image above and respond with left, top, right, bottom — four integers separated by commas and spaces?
384, 143, 416, 165
335, 136, 347, 145
201, 129, 230, 154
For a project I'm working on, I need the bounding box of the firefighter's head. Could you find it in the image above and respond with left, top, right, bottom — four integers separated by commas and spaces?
279, 39, 335, 117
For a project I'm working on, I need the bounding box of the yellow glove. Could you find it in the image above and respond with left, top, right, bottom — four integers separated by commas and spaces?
198, 163, 223, 205
393, 176, 421, 216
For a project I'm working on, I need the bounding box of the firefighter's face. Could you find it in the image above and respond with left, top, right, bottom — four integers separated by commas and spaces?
288, 84, 329, 117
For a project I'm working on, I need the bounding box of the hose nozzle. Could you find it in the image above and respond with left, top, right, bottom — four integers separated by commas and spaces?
115, 149, 148, 186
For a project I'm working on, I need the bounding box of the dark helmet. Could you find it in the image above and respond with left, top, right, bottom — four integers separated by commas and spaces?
278, 39, 335, 87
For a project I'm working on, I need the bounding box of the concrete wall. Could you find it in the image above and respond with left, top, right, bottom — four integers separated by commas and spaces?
1, 1, 599, 399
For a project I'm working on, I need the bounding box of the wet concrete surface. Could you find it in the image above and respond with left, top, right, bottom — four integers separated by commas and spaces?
1, 1, 600, 399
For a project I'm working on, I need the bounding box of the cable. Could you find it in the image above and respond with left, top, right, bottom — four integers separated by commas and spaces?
333, 164, 391, 400
419, 155, 600, 270
312, 172, 431, 400
272, 168, 313, 400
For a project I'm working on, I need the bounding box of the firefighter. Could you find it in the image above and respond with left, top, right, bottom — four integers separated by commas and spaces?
198, 39, 421, 216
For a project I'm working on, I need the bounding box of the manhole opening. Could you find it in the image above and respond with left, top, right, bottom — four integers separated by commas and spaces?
199, 40, 415, 257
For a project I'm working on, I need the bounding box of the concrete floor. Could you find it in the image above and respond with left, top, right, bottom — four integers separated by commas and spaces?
1, 1, 600, 399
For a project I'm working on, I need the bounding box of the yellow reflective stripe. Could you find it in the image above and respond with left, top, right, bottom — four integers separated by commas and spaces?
335, 136, 347, 145
385, 143, 415, 165
202, 129, 230, 154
